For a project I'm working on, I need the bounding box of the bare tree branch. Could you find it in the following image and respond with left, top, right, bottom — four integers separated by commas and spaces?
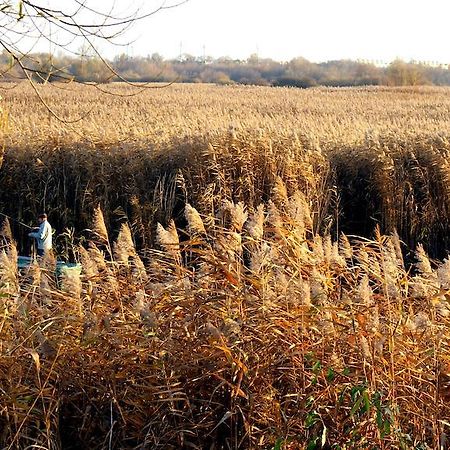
0, 0, 188, 121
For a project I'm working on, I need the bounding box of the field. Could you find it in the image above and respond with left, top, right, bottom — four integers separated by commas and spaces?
1, 83, 450, 448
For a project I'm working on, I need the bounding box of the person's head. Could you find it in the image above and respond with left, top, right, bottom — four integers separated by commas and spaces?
38, 213, 47, 224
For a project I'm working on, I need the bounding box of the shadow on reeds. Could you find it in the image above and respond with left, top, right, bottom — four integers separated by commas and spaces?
2, 132, 450, 259
0, 131, 331, 255
331, 134, 450, 260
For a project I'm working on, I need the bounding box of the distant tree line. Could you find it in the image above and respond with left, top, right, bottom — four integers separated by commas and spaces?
1, 50, 450, 87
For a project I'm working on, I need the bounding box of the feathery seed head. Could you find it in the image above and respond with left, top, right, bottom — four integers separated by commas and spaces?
185, 204, 206, 235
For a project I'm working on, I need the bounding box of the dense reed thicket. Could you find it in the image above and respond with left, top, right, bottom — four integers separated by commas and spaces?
2, 83, 450, 448
1, 83, 450, 255
0, 131, 331, 254
2, 198, 450, 449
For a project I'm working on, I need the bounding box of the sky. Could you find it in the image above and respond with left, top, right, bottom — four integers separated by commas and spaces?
10, 0, 450, 64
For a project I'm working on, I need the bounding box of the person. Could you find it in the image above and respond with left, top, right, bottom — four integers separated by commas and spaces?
29, 213, 52, 257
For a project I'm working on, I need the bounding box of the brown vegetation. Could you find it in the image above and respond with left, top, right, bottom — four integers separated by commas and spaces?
1, 83, 450, 254
2, 199, 450, 448
1, 83, 450, 448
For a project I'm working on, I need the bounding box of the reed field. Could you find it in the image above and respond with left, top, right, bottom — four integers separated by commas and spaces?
1, 82, 450, 448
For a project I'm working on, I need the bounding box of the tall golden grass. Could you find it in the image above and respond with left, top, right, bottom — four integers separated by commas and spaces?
2, 199, 450, 448
1, 83, 450, 146
1, 82, 450, 448
1, 83, 450, 254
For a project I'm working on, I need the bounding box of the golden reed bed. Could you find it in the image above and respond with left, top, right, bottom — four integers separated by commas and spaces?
1, 83, 450, 448
1, 82, 450, 147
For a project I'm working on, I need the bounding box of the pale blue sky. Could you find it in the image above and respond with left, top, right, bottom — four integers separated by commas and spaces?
14, 0, 450, 63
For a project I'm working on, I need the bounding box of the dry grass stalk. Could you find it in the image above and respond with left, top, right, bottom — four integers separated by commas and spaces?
131, 254, 148, 284
0, 246, 18, 296
222, 200, 248, 233
113, 223, 136, 265
245, 204, 265, 241
156, 219, 181, 265
185, 203, 206, 235
272, 176, 289, 207
92, 205, 109, 244
339, 233, 353, 260
0, 217, 12, 242
78, 245, 98, 278
437, 258, 450, 289
415, 243, 433, 276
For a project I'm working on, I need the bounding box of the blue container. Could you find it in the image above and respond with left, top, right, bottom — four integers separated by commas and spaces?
17, 256, 82, 276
